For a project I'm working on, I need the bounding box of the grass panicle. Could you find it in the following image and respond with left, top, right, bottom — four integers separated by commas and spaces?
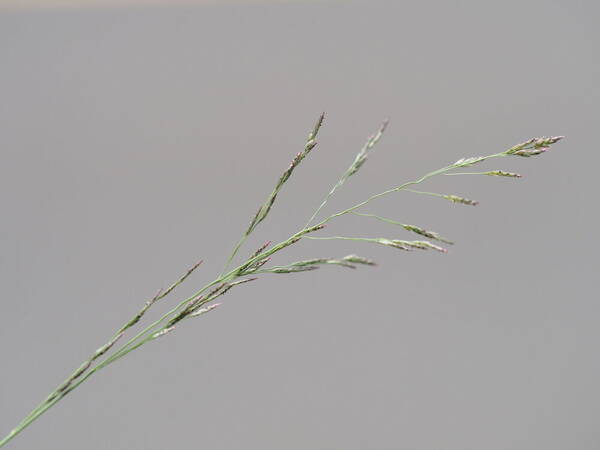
0, 116, 564, 448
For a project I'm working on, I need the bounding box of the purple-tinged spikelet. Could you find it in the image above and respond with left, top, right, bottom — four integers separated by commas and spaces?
374, 238, 448, 253
153, 326, 176, 339
454, 156, 486, 167
252, 241, 272, 257
189, 303, 222, 318
270, 266, 320, 273
443, 194, 479, 206
402, 224, 454, 244
534, 136, 564, 148
512, 148, 549, 157
485, 170, 522, 178
407, 241, 448, 253
342, 254, 377, 266
347, 119, 389, 177
505, 136, 563, 157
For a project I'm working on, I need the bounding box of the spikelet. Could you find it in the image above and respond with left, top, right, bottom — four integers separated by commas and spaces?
443, 194, 479, 206
373, 238, 447, 253
262, 254, 377, 274
152, 326, 176, 339
453, 156, 486, 167
402, 224, 454, 244
348, 119, 389, 176
245, 114, 325, 236
341, 254, 377, 266
505, 136, 564, 157
484, 170, 522, 178
189, 303, 222, 318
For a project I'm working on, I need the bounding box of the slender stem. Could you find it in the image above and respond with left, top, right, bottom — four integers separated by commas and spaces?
81, 226, 320, 370
305, 175, 345, 227
220, 235, 246, 277
305, 236, 382, 243
305, 120, 388, 227
315, 152, 507, 226
0, 220, 327, 448
0, 260, 203, 448
403, 188, 448, 199
0, 325, 164, 447
317, 173, 446, 224
351, 212, 406, 226
444, 171, 492, 176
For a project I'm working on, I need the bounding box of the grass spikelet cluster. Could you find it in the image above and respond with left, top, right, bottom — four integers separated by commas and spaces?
0, 114, 564, 447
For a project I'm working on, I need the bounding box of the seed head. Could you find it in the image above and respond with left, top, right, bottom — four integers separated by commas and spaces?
270, 266, 320, 273
512, 147, 549, 157
505, 136, 564, 156
342, 254, 377, 266
407, 241, 448, 253
443, 194, 479, 206
454, 156, 485, 167
227, 277, 258, 287
534, 136, 564, 148
347, 119, 389, 176
303, 224, 326, 234
402, 224, 454, 244
485, 170, 522, 178
153, 326, 176, 339
505, 138, 536, 154
189, 303, 222, 318
252, 241, 271, 257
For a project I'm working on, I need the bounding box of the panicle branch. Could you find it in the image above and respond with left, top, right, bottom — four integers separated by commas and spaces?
254, 254, 377, 274
352, 212, 454, 244
505, 136, 564, 157
305, 119, 389, 226
306, 235, 449, 253
121, 260, 203, 332
246, 113, 324, 235
221, 114, 325, 274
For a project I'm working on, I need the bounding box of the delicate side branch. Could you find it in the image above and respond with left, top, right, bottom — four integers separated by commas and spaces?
305, 119, 388, 227
222, 113, 325, 274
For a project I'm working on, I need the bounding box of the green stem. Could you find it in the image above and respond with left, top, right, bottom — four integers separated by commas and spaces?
220, 235, 247, 277
0, 223, 322, 447
305, 236, 381, 243
403, 188, 448, 199
351, 212, 406, 226
444, 171, 492, 176
316, 152, 506, 225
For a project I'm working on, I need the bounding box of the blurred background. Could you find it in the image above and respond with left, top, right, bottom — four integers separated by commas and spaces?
1, 1, 598, 449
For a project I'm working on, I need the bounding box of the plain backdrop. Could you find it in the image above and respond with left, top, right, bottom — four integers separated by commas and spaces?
1, 1, 598, 449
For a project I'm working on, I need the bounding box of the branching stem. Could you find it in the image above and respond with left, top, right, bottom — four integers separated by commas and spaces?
0, 126, 562, 448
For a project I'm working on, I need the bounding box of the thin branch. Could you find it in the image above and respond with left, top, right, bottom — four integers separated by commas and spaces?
221, 113, 325, 275
305, 119, 388, 227
351, 212, 453, 244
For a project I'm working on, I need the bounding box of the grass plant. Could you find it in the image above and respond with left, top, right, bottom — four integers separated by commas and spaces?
0, 115, 563, 447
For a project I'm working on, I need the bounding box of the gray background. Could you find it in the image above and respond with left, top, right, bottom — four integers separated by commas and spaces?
1, 1, 598, 449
